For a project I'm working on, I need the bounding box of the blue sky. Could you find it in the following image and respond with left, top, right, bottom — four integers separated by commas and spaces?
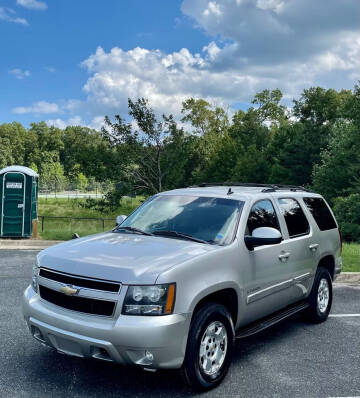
1, 0, 359, 129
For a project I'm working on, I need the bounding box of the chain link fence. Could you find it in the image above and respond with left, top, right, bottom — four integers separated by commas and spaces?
38, 182, 116, 199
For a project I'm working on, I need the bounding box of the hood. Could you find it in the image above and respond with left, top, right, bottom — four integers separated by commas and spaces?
38, 232, 218, 284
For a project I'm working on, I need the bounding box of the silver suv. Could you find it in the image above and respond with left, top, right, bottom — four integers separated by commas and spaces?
22, 184, 342, 391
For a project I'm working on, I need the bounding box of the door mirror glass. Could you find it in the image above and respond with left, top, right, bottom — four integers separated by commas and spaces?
245, 227, 282, 250
116, 215, 127, 226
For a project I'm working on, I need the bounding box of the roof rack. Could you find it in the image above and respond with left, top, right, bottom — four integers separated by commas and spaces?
189, 182, 311, 193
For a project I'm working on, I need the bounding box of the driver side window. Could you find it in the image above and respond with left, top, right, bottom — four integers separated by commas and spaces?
247, 200, 280, 235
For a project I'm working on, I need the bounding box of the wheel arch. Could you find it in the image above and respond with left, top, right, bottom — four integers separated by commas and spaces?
190, 286, 239, 327
317, 254, 335, 280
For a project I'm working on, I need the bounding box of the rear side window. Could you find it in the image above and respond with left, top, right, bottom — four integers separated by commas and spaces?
278, 198, 310, 238
303, 197, 337, 231
247, 200, 280, 235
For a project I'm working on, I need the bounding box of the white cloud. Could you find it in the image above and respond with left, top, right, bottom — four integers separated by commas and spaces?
46, 118, 67, 129
46, 115, 104, 130
16, 0, 47, 11
46, 116, 83, 129
16, 0, 360, 127
203, 41, 221, 61
73, 21, 359, 119
89, 116, 106, 130
256, 0, 285, 13
44, 66, 56, 73
9, 68, 30, 79
181, 0, 359, 65
13, 101, 59, 114
77, 45, 262, 118
203, 1, 222, 17
0, 7, 28, 25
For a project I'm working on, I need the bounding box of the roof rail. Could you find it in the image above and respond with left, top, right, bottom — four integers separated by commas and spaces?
189, 182, 311, 192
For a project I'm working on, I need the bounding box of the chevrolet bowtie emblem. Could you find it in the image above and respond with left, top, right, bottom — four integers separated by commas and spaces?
60, 285, 78, 296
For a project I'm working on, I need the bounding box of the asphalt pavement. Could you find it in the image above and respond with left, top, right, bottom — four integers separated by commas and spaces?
0, 250, 359, 398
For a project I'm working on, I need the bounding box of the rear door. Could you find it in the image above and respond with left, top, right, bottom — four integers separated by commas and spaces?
275, 197, 315, 300
1, 173, 26, 236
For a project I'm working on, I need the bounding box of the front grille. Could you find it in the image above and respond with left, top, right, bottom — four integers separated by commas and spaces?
39, 285, 115, 316
39, 268, 120, 292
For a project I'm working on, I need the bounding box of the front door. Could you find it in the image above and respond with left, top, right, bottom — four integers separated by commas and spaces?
1, 173, 26, 236
243, 199, 294, 323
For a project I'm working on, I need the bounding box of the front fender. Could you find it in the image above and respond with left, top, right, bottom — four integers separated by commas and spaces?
156, 242, 245, 330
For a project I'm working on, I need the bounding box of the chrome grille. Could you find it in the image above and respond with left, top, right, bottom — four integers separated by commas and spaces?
38, 268, 121, 317
39, 268, 120, 292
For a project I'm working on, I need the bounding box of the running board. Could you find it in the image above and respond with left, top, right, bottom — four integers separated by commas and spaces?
236, 301, 309, 339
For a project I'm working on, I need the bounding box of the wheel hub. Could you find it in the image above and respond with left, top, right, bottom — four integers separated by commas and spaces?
199, 320, 228, 376
317, 278, 330, 313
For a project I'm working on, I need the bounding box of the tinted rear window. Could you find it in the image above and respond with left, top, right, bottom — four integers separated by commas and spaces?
278, 198, 310, 238
303, 197, 337, 231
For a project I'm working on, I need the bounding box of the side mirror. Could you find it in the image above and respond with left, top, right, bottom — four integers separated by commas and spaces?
116, 215, 127, 226
245, 227, 282, 251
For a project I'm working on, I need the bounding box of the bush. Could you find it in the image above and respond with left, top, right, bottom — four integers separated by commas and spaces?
333, 194, 360, 242
78, 182, 131, 212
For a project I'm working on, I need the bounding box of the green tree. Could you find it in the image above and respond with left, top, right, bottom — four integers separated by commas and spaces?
312, 121, 360, 202
76, 173, 88, 191
251, 88, 288, 126
0, 139, 14, 169
229, 108, 270, 150
267, 123, 322, 186
0, 122, 27, 167
40, 159, 67, 190
232, 145, 270, 183
181, 98, 229, 135
181, 98, 230, 183
62, 126, 113, 181
344, 82, 360, 127
333, 194, 360, 241
103, 98, 184, 193
293, 87, 352, 125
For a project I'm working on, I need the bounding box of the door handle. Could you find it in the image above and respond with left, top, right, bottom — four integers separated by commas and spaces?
278, 252, 291, 262
309, 243, 319, 252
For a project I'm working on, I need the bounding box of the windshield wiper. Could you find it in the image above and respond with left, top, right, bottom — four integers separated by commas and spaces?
152, 230, 209, 244
114, 226, 153, 236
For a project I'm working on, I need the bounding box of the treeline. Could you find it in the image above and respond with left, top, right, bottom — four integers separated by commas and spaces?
0, 122, 115, 190
1, 83, 360, 240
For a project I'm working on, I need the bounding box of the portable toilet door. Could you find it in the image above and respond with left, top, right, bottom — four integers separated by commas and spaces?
0, 166, 38, 237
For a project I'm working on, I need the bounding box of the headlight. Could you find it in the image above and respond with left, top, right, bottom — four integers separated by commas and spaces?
122, 284, 176, 316
32, 258, 39, 293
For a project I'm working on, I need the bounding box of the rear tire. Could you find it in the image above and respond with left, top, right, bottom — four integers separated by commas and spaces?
182, 303, 234, 391
305, 266, 332, 323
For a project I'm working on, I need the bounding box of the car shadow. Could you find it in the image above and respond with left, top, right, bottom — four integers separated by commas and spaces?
28, 314, 313, 397
231, 313, 312, 365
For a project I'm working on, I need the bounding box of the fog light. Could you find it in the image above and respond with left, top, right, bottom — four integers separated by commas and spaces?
145, 350, 154, 362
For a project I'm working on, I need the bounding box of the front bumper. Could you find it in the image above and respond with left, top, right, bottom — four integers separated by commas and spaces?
22, 286, 190, 369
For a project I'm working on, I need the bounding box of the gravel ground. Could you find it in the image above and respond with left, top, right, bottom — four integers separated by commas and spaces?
0, 250, 359, 398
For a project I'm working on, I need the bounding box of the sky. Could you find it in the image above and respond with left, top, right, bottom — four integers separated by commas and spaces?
1, 0, 359, 129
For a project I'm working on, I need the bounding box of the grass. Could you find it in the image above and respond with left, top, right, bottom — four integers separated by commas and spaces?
342, 243, 360, 272
38, 197, 143, 241
37, 198, 360, 271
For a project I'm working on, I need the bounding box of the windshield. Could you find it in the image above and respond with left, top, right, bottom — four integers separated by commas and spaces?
115, 195, 243, 245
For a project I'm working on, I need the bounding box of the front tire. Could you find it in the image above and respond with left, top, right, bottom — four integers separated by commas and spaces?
182, 303, 234, 391
306, 266, 333, 323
